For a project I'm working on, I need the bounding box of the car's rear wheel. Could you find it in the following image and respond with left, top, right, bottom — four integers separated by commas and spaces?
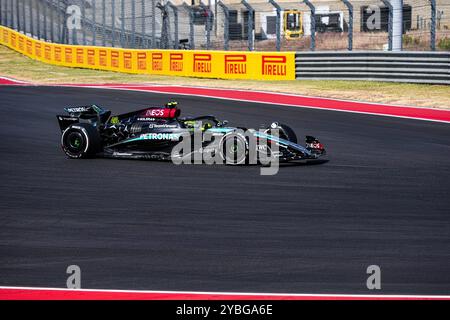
61, 123, 102, 159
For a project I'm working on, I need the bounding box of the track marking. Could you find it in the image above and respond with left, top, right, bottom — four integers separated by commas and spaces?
0, 286, 449, 300
61, 84, 450, 124
1, 77, 449, 123
0, 76, 28, 85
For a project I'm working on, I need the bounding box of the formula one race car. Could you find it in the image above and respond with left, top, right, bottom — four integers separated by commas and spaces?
57, 102, 326, 165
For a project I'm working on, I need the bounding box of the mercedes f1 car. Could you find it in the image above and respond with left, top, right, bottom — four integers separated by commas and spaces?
57, 102, 326, 165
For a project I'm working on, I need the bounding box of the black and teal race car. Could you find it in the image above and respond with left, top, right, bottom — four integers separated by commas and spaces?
57, 102, 326, 165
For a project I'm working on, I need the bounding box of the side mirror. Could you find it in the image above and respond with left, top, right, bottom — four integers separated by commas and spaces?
221, 120, 229, 127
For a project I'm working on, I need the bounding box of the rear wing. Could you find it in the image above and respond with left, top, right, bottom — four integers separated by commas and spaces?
57, 104, 111, 131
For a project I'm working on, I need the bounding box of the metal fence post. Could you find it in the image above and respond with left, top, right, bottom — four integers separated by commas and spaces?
152, 0, 156, 48
50, 0, 54, 41
7, 0, 10, 27
208, 4, 213, 49
60, 0, 67, 44
381, 0, 393, 51
15, 0, 19, 30
241, 0, 254, 51
57, 0, 62, 42
56, 0, 59, 41
268, 0, 281, 51
72, 2, 78, 45
4, 0, 7, 26
10, 0, 13, 29
131, 0, 136, 48
157, 2, 168, 49
5, 0, 8, 27
3, 0, 6, 27
429, 0, 436, 51
42, 0, 48, 39
2, 0, 5, 27
182, 2, 195, 50
341, 0, 353, 51
5, 0, 9, 27
9, 0, 16, 29
120, 0, 125, 47
8, 0, 11, 28
14, 0, 18, 30
81, 0, 86, 44
391, 0, 403, 51
22, 0, 28, 34
6, 0, 9, 27
92, 0, 96, 45
15, 0, 19, 31
303, 0, 315, 51
111, 0, 115, 47
167, 1, 178, 49
36, 0, 40, 39
189, 5, 194, 50
2, 0, 4, 26
22, 0, 25, 33
17, 0, 20, 31
1, 0, 5, 27
200, 1, 211, 49
102, 0, 106, 46
29, 0, 34, 38
3, 0, 6, 26
141, 0, 145, 48
5, 0, 8, 26
19, 0, 23, 32
60, 0, 64, 42
11, 0, 17, 29
2, 0, 5, 26
218, 1, 229, 50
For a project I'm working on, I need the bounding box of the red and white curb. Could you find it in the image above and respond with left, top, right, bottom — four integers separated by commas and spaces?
0, 286, 449, 300
0, 76, 28, 85
1, 77, 450, 123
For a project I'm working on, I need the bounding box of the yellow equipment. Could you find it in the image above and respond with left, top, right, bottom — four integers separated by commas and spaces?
283, 10, 303, 40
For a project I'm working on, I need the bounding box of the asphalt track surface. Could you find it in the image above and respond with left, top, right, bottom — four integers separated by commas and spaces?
0, 86, 449, 295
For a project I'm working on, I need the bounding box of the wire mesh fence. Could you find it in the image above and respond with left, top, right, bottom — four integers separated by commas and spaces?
0, 0, 448, 51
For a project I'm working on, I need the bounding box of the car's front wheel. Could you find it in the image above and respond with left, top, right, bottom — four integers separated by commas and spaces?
61, 123, 102, 159
220, 133, 248, 165
264, 122, 297, 143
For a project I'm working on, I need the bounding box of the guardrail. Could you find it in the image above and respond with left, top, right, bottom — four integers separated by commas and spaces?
295, 52, 450, 85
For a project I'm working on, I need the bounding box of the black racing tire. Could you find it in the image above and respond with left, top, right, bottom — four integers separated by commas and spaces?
220, 132, 248, 165
61, 123, 102, 159
265, 123, 297, 143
